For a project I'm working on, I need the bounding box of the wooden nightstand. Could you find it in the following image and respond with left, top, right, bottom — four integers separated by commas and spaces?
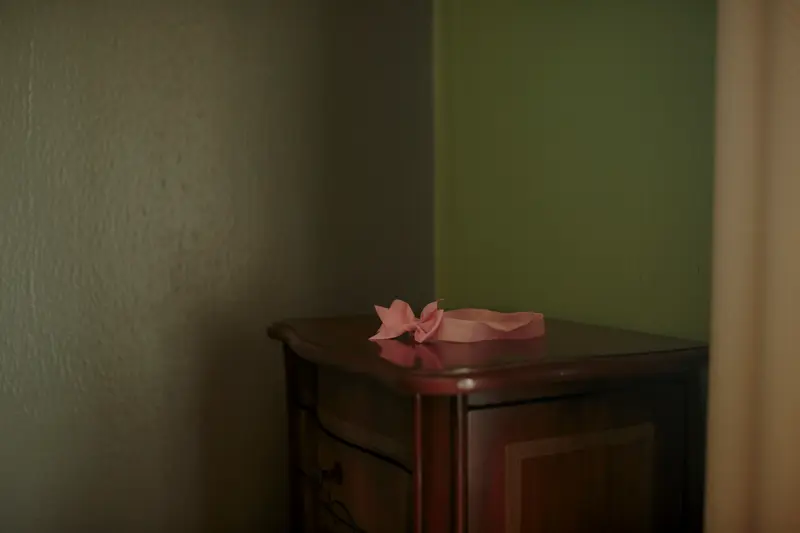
269, 316, 707, 533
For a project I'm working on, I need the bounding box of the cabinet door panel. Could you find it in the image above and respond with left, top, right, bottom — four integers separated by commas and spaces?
468, 383, 685, 533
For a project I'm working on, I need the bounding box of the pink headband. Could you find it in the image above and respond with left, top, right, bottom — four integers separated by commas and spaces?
369, 300, 545, 344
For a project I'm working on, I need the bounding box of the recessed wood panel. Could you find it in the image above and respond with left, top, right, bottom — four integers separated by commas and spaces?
505, 424, 654, 533
468, 384, 686, 533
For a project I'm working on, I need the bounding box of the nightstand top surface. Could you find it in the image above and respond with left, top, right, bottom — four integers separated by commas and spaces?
269, 315, 706, 395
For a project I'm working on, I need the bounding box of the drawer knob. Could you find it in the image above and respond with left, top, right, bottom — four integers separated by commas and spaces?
320, 461, 343, 486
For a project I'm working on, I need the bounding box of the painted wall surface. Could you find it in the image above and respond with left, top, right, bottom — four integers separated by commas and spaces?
435, 1, 716, 340
0, 1, 432, 531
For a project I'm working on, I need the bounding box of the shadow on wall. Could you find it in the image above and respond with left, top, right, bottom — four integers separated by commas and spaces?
198, 2, 433, 530
198, 313, 287, 531
198, 5, 431, 533
0, 1, 431, 532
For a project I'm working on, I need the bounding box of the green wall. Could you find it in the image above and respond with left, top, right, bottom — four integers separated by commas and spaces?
435, 1, 716, 340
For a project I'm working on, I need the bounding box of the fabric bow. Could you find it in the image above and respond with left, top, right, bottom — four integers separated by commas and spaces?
369, 299, 444, 343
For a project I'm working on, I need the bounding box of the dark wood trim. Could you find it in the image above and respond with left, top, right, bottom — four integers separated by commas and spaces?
413, 394, 424, 533
454, 395, 468, 533
414, 395, 463, 532
284, 346, 319, 533
683, 366, 708, 533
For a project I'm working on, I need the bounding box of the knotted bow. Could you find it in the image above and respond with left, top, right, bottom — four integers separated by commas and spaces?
370, 299, 546, 344
369, 300, 444, 343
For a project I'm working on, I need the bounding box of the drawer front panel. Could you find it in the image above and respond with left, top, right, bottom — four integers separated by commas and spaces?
316, 428, 412, 533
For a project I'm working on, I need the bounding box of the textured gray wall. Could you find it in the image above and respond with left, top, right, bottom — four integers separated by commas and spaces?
0, 1, 433, 531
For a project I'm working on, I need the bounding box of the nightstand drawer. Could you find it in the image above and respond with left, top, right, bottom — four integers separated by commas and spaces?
316, 426, 412, 533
